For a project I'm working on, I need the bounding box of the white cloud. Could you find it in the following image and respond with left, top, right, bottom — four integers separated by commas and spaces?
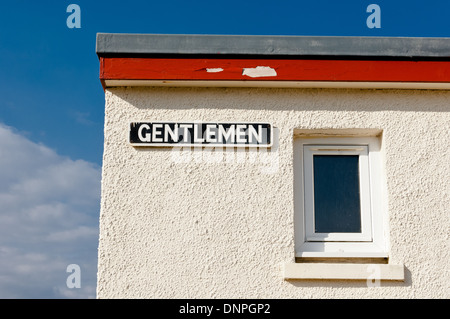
0, 123, 101, 298
46, 225, 98, 242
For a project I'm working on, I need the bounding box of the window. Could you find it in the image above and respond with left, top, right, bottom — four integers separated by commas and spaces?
294, 136, 388, 258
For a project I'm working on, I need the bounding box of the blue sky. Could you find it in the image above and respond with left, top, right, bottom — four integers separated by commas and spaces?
0, 0, 449, 298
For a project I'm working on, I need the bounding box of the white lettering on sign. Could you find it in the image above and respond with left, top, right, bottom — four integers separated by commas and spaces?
130, 122, 272, 147
138, 124, 151, 142
179, 124, 192, 143
218, 125, 235, 143
152, 123, 163, 142
205, 125, 217, 143
165, 124, 178, 142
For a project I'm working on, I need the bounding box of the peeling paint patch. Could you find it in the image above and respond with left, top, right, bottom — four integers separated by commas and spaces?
206, 68, 224, 73
242, 66, 277, 78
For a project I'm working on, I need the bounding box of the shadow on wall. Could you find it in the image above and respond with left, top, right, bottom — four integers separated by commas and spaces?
109, 87, 450, 113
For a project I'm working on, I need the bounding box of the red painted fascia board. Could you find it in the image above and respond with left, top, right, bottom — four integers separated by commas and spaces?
100, 57, 450, 83
99, 57, 106, 90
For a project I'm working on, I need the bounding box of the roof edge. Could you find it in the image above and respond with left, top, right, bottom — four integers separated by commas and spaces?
96, 33, 450, 58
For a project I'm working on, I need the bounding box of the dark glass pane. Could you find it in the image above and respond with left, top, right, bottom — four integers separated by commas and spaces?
313, 155, 361, 233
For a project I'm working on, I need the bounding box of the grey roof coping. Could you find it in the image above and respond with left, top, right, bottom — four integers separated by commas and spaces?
96, 33, 450, 58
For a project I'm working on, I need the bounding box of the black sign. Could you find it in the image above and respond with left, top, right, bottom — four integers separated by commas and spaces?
130, 122, 272, 147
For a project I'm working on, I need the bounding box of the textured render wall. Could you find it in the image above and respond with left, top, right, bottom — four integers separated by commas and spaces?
97, 87, 449, 298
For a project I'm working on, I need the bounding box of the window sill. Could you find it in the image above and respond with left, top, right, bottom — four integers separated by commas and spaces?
296, 241, 389, 258
283, 262, 404, 281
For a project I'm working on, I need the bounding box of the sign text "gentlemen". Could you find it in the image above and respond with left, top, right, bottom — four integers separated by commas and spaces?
130, 122, 272, 147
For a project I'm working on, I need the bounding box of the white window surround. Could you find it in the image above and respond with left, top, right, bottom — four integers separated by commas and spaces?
294, 136, 389, 258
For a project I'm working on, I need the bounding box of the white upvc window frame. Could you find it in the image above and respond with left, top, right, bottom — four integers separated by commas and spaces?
294, 136, 388, 258
303, 145, 372, 242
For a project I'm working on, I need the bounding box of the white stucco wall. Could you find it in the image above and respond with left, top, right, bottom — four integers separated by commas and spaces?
97, 87, 449, 298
